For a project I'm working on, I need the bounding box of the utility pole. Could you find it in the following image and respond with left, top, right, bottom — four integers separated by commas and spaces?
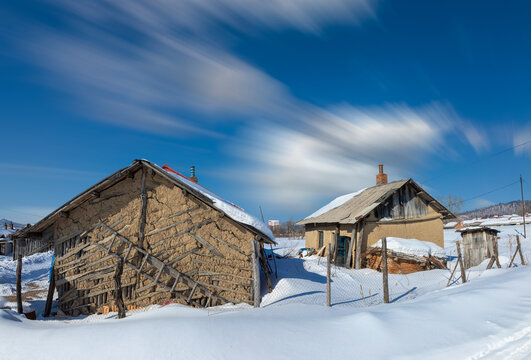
521, 174, 527, 239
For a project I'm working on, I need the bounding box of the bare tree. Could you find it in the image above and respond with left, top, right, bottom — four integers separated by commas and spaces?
439, 195, 464, 214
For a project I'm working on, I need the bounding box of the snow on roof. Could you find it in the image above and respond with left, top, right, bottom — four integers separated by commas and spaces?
159, 163, 275, 241
304, 188, 367, 220
0, 228, 15, 238
371, 237, 445, 258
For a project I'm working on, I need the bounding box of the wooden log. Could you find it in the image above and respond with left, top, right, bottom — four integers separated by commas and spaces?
381, 238, 389, 304
355, 222, 364, 269
456, 242, 467, 283
138, 167, 148, 250
189, 232, 224, 258
516, 235, 526, 265
114, 258, 126, 319
252, 240, 260, 308
16, 254, 23, 314
326, 243, 331, 307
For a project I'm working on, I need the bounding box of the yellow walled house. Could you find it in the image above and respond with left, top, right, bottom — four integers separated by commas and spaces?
297, 165, 455, 268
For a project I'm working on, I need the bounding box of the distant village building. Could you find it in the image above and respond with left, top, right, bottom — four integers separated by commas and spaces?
0, 222, 17, 255
13, 159, 275, 316
297, 165, 455, 269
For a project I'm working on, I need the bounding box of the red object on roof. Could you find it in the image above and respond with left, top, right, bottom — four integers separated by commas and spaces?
161, 164, 245, 211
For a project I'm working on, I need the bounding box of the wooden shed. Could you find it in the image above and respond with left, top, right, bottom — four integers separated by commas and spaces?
457, 227, 500, 269
297, 165, 455, 269
12, 160, 275, 316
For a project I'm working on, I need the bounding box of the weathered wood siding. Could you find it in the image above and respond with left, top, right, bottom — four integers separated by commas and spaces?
461, 230, 498, 269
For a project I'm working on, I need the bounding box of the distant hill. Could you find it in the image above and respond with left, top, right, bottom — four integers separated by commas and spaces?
0, 219, 26, 229
459, 200, 531, 219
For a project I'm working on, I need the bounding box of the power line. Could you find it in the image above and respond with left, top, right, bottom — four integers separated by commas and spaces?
421, 139, 531, 184
462, 180, 520, 203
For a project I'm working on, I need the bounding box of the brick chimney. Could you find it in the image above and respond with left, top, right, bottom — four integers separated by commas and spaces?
9, 222, 14, 230
376, 164, 388, 186
189, 166, 198, 184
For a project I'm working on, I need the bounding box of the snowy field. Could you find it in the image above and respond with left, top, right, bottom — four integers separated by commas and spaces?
1, 225, 531, 359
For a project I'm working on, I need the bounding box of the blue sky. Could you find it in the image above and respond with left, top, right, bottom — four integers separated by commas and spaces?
0, 0, 530, 224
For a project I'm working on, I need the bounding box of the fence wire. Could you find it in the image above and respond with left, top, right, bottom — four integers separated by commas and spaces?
259, 232, 528, 309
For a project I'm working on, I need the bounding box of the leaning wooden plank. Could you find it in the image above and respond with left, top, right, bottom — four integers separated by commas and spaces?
509, 246, 520, 268
206, 284, 251, 296
210, 278, 252, 288
167, 247, 201, 266
44, 266, 56, 317
198, 271, 254, 281
156, 205, 201, 223
516, 235, 526, 266
95, 226, 231, 306
147, 218, 191, 237
210, 235, 247, 256
186, 283, 198, 304
189, 232, 224, 258
149, 218, 214, 249
191, 258, 251, 272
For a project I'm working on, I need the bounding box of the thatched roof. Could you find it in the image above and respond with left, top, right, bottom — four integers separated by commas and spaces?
14, 160, 275, 243
297, 179, 455, 225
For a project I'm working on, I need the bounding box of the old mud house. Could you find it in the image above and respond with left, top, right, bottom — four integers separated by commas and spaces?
297, 165, 455, 270
13, 160, 275, 315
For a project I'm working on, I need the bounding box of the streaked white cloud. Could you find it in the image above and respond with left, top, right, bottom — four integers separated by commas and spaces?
0, 163, 103, 178
231, 103, 485, 214
514, 127, 531, 157
3, 0, 375, 137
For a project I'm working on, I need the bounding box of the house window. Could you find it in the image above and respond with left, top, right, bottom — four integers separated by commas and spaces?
318, 231, 324, 249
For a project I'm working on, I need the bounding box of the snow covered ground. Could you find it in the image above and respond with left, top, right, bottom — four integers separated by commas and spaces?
1, 226, 531, 359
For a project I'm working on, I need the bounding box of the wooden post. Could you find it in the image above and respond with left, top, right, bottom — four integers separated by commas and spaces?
346, 226, 356, 269
270, 244, 278, 278
521, 174, 526, 239
252, 240, 260, 308
509, 247, 519, 268
486, 256, 496, 270
332, 224, 339, 263
326, 243, 331, 307
381, 238, 389, 304
114, 258, 126, 319
259, 245, 273, 292
16, 254, 23, 314
516, 235, 526, 265
43, 267, 55, 317
355, 221, 364, 269
446, 260, 459, 287
456, 242, 467, 283
493, 237, 501, 269
138, 167, 148, 250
